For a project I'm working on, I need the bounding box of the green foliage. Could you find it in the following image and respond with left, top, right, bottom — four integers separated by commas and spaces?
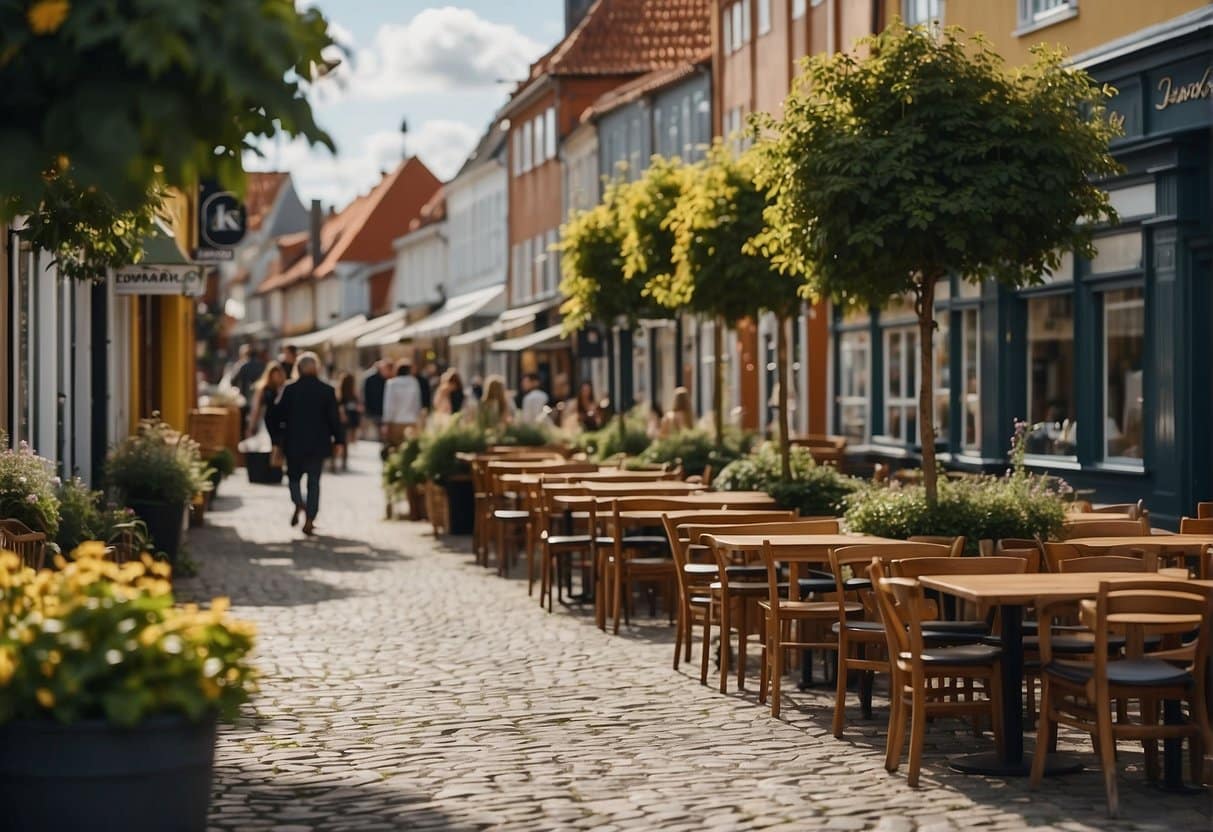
577, 409, 653, 461
495, 421, 555, 448
661, 142, 804, 321
619, 156, 690, 295
714, 443, 860, 515
0, 438, 61, 538
105, 417, 204, 507
53, 477, 99, 553
411, 423, 488, 484
382, 437, 424, 497
0, 545, 256, 726
0, 0, 336, 218
207, 448, 236, 479
638, 428, 757, 477
751, 23, 1121, 304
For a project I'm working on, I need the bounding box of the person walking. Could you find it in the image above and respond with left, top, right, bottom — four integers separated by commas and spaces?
573, 381, 602, 432
278, 344, 299, 379
269, 352, 344, 536
382, 358, 424, 447
659, 386, 696, 437
362, 360, 392, 440
519, 372, 550, 424
477, 375, 513, 430
247, 361, 287, 439
335, 372, 362, 470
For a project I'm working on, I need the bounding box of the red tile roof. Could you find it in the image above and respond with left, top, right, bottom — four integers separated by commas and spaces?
243, 172, 290, 232
541, 0, 711, 77
257, 157, 441, 295
580, 50, 711, 122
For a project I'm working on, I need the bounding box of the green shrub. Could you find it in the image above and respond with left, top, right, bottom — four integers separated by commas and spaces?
638, 428, 758, 477
844, 474, 1066, 552
383, 437, 424, 496
207, 447, 236, 479
715, 443, 860, 515
0, 438, 60, 538
578, 407, 652, 461
105, 417, 204, 507
54, 477, 102, 553
411, 423, 488, 483
495, 421, 554, 448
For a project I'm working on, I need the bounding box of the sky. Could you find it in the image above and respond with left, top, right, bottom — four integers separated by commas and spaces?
244, 2, 565, 210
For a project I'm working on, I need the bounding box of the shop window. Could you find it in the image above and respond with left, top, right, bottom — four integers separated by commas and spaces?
1103, 287, 1144, 464
757, 0, 771, 35
1025, 294, 1076, 457
1107, 182, 1155, 219
1041, 250, 1074, 284
933, 314, 950, 445
883, 327, 918, 444
961, 308, 980, 451
837, 330, 869, 442
904, 0, 944, 26
1089, 230, 1142, 275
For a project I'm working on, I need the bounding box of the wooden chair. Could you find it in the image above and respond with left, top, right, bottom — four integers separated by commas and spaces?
661, 511, 797, 678
908, 535, 966, 558
1042, 541, 1154, 573
603, 498, 691, 634
827, 542, 967, 738
487, 462, 597, 578
1197, 502, 1213, 520
990, 537, 1043, 574
1201, 543, 1213, 581
1056, 553, 1158, 573
1060, 518, 1149, 540
1089, 500, 1145, 520
0, 519, 48, 570
1031, 579, 1213, 817
532, 481, 611, 612
472, 454, 559, 565
699, 519, 840, 694
870, 563, 1005, 787
756, 540, 860, 717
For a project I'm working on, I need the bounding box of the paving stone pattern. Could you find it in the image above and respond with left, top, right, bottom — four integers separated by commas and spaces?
180, 444, 1213, 831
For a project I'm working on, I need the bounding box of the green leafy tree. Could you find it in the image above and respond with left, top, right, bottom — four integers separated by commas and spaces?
0, 0, 337, 276
752, 23, 1120, 503
661, 142, 805, 480
619, 156, 690, 298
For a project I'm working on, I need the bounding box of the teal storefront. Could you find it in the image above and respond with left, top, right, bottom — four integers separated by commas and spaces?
830, 8, 1213, 527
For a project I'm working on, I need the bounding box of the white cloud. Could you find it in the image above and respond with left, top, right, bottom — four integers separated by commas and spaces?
334, 7, 545, 101
245, 120, 480, 209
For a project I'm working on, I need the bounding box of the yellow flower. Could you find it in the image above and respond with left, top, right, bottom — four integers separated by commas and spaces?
200, 678, 221, 700
0, 647, 15, 685
211, 597, 230, 615
72, 541, 107, 562
27, 1, 70, 35
35, 688, 55, 708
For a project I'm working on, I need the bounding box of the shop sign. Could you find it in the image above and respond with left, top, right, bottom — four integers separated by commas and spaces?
1147, 56, 1213, 135
1155, 65, 1212, 111
196, 180, 247, 261
113, 264, 204, 297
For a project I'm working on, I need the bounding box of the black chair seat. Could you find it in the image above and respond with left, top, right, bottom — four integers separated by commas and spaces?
726, 564, 768, 579
494, 509, 529, 520
628, 556, 673, 568
798, 578, 837, 595
684, 563, 718, 576
922, 619, 988, 636
919, 643, 1002, 666
1045, 658, 1192, 688
1022, 633, 1127, 654
711, 581, 787, 594
832, 619, 883, 635
689, 594, 712, 607
546, 534, 613, 547
621, 534, 668, 548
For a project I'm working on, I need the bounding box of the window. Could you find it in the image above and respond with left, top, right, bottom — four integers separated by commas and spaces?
961, 308, 980, 451
1018, 0, 1076, 29
512, 130, 522, 175
1089, 230, 1143, 275
722, 6, 733, 55
883, 327, 917, 444
1103, 287, 1144, 464
933, 314, 950, 446
792, 0, 806, 19
521, 121, 533, 172
1025, 294, 1076, 457
723, 1, 749, 54
904, 0, 944, 25
532, 115, 544, 167
837, 331, 870, 442
544, 108, 556, 160
724, 106, 745, 150
1108, 183, 1155, 219
757, 0, 771, 35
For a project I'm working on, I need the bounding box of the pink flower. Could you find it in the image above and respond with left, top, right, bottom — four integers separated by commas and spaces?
26, 494, 38, 503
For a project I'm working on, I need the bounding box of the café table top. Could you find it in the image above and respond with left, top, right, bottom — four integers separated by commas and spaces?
1065, 534, 1213, 549
701, 533, 898, 552
554, 491, 777, 507
504, 476, 700, 490
1062, 512, 1135, 522
919, 572, 1213, 607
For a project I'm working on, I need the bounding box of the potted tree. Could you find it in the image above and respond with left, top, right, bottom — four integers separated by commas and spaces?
411, 423, 487, 535
0, 544, 254, 832
105, 417, 205, 564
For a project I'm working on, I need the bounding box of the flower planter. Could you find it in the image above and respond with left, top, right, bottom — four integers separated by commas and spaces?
0, 714, 217, 832
245, 452, 283, 484
127, 499, 187, 564
441, 476, 475, 535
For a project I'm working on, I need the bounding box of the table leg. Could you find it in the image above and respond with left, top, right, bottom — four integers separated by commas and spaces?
1158, 699, 1204, 794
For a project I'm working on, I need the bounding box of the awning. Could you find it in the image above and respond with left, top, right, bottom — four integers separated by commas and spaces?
490, 323, 567, 353
397, 285, 504, 340
497, 296, 561, 328
349, 309, 411, 348
449, 323, 497, 348
291, 314, 369, 349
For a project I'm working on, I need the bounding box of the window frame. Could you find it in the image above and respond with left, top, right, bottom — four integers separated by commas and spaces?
1016, 0, 1078, 34
792, 0, 806, 19
1100, 285, 1146, 468
757, 0, 771, 36
903, 0, 944, 26
544, 108, 556, 161
836, 328, 871, 444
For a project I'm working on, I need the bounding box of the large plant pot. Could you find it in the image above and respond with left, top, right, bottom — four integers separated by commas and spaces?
127, 499, 187, 564
0, 714, 217, 832
405, 484, 427, 522
441, 477, 475, 535
245, 452, 283, 485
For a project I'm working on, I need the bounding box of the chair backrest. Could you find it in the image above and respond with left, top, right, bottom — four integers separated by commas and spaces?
1198, 502, 1213, 520
662, 511, 796, 584
908, 535, 966, 558
1060, 518, 1149, 539
689, 519, 839, 542
992, 538, 1043, 574
1042, 540, 1157, 572
1180, 517, 1213, 535
0, 519, 48, 570
828, 542, 951, 622
870, 570, 929, 674
1056, 554, 1157, 573
574, 470, 682, 483
1203, 544, 1213, 581
891, 556, 1028, 579
1088, 500, 1144, 519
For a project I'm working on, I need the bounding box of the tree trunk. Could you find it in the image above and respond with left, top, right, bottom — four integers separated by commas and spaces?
713, 317, 725, 451
776, 314, 792, 484
917, 276, 939, 506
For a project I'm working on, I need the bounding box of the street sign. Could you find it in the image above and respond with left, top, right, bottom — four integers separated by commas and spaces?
113, 264, 204, 296
197, 180, 247, 259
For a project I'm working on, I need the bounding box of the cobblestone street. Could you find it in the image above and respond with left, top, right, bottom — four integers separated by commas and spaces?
180, 444, 1213, 832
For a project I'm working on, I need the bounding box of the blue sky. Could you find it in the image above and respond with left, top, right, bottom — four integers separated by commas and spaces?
247, 2, 564, 208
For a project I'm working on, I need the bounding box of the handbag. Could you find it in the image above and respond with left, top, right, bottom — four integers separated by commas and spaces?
270, 446, 286, 470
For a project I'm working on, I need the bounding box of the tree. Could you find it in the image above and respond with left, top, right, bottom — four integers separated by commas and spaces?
0, 0, 336, 275
752, 23, 1120, 504
660, 141, 805, 480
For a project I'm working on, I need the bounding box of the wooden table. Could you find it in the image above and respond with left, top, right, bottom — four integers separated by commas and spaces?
1066, 534, 1213, 550
1062, 512, 1134, 522
919, 572, 1213, 778
554, 490, 775, 507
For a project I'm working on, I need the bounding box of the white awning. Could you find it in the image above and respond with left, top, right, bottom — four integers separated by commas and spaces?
290, 314, 369, 349
350, 309, 411, 348
397, 284, 504, 340
449, 323, 497, 348
497, 296, 561, 327
490, 323, 567, 353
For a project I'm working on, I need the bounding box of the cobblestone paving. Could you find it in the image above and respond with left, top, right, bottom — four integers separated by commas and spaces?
181, 443, 1213, 831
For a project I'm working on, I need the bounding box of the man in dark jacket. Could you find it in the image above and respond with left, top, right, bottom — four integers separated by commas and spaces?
270, 352, 344, 535
361, 360, 392, 438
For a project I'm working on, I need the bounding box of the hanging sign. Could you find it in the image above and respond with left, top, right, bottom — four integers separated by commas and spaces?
113, 264, 204, 296
196, 180, 247, 261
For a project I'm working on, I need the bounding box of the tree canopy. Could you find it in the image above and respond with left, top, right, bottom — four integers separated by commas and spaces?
618, 156, 690, 295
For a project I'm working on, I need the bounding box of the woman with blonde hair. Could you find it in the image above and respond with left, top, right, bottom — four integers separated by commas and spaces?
247, 361, 287, 438
659, 386, 695, 437
478, 374, 513, 430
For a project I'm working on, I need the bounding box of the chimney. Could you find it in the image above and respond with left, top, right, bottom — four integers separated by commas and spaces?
565, 0, 594, 34
309, 199, 323, 270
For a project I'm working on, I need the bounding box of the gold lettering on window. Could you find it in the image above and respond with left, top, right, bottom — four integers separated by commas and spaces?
1155, 67, 1212, 111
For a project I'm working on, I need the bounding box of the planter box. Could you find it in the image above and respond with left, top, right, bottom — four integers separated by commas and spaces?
442, 477, 475, 536
245, 452, 283, 485
127, 499, 187, 565
0, 715, 216, 832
